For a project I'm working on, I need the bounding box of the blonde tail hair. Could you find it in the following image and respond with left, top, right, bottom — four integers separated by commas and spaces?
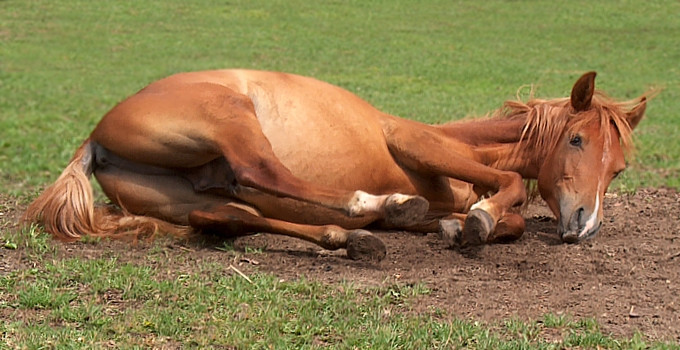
23, 139, 190, 241
23, 139, 114, 240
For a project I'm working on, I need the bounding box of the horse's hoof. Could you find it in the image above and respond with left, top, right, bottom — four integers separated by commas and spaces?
438, 219, 462, 248
461, 209, 494, 246
346, 230, 386, 262
383, 194, 429, 227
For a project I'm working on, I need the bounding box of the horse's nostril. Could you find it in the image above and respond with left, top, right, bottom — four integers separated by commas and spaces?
576, 207, 584, 225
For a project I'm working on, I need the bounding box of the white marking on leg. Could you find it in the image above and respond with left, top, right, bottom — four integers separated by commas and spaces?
470, 199, 491, 213
387, 193, 411, 206
348, 191, 385, 216
322, 225, 349, 249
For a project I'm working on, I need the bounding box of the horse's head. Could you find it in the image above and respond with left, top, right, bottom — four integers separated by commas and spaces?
535, 72, 647, 243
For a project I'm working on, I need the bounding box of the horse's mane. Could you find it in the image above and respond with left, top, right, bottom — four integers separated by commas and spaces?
490, 90, 648, 203
496, 91, 642, 160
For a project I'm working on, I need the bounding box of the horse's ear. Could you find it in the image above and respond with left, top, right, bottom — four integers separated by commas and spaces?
626, 97, 647, 130
570, 71, 597, 112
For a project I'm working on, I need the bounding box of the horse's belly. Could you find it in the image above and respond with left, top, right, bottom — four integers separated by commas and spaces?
261, 121, 413, 194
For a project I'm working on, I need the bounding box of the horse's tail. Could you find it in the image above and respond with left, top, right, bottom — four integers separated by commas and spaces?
23, 139, 189, 241
23, 139, 106, 240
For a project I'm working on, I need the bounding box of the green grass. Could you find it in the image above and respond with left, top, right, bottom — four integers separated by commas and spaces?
2, 0, 680, 348
0, 254, 674, 349
1, 0, 679, 193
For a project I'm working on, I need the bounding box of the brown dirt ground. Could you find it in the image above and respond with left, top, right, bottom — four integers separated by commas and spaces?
1, 188, 679, 342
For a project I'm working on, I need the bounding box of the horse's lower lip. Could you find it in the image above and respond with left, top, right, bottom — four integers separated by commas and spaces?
561, 231, 580, 243
560, 222, 602, 243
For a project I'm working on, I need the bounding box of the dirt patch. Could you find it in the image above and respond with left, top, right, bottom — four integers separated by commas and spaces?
2, 188, 679, 341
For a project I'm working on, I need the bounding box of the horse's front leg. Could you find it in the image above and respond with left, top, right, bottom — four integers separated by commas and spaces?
396, 211, 525, 247
382, 118, 527, 245
437, 212, 526, 247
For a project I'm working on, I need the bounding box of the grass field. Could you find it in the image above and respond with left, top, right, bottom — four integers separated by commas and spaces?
2, 0, 680, 348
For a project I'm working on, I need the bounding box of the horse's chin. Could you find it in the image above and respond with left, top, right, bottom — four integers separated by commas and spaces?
559, 222, 602, 243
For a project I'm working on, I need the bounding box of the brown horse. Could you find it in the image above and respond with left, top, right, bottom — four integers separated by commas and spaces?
24, 70, 648, 260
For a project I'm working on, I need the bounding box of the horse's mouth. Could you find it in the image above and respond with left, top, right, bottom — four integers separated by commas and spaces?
559, 221, 602, 243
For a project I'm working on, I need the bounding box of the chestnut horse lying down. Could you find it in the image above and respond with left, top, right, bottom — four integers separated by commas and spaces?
24, 70, 648, 260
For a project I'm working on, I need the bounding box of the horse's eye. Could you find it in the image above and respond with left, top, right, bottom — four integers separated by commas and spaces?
569, 135, 582, 147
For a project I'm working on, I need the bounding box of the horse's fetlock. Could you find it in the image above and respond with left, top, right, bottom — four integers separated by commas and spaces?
320, 225, 348, 249
347, 190, 375, 216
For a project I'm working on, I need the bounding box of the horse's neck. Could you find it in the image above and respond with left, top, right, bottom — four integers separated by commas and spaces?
438, 118, 525, 143
437, 116, 540, 179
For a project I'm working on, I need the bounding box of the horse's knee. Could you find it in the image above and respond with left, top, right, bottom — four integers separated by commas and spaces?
497, 172, 527, 207
319, 225, 351, 249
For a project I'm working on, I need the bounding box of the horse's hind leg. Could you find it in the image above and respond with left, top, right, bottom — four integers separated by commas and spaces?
188, 205, 387, 261
95, 160, 386, 260
94, 160, 229, 225
201, 89, 427, 225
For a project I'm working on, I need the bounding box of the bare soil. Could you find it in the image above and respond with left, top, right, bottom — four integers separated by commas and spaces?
2, 188, 679, 341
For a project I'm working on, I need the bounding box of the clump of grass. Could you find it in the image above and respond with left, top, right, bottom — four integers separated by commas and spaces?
2, 224, 56, 259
